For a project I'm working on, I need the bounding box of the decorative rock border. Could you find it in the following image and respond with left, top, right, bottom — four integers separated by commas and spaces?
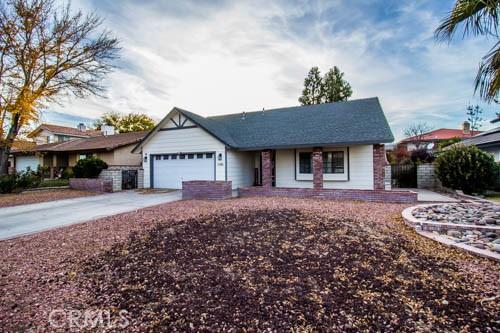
402, 204, 500, 262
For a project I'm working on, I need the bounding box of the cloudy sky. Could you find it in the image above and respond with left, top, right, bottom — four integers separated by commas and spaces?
44, 0, 498, 140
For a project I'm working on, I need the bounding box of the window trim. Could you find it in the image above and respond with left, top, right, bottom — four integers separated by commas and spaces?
295, 147, 349, 181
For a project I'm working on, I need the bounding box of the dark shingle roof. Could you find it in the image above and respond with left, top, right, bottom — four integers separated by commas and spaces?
460, 127, 500, 147
178, 97, 393, 150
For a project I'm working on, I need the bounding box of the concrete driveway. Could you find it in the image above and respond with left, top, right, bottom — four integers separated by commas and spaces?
0, 190, 181, 240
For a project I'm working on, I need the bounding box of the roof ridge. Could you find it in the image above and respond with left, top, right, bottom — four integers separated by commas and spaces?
206, 97, 379, 119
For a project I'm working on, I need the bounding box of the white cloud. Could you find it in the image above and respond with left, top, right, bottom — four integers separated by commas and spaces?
48, 0, 497, 140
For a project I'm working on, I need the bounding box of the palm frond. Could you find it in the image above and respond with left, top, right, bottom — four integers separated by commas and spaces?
435, 0, 499, 41
475, 41, 500, 102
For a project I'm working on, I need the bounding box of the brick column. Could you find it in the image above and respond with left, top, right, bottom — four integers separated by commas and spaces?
373, 144, 386, 190
312, 147, 323, 190
261, 150, 272, 188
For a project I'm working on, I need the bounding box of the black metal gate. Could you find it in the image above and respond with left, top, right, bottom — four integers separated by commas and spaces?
391, 164, 417, 188
122, 170, 138, 190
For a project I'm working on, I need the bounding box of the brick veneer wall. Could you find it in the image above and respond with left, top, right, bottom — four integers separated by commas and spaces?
312, 147, 323, 190
182, 181, 232, 200
261, 150, 272, 188
373, 144, 387, 190
238, 186, 417, 203
69, 178, 113, 192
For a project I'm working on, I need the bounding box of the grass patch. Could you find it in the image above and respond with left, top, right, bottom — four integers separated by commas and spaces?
38, 179, 69, 187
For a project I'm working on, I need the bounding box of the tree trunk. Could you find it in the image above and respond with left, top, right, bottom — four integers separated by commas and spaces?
0, 146, 10, 175
0, 114, 21, 176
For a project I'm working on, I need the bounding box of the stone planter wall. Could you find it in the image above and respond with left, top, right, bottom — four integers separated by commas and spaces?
417, 163, 442, 190
182, 181, 232, 200
69, 178, 112, 192
98, 166, 144, 192
238, 187, 417, 203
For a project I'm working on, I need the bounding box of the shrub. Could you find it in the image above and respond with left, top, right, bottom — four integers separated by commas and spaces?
73, 157, 108, 178
15, 169, 41, 189
39, 179, 69, 187
410, 148, 435, 163
435, 145, 497, 194
61, 167, 74, 179
0, 174, 17, 194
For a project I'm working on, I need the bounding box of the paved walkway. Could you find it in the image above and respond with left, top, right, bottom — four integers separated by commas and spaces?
0, 190, 182, 240
400, 188, 459, 203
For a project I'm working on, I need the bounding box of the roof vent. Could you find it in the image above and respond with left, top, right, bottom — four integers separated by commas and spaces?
462, 121, 470, 135
101, 125, 115, 136
262, 107, 265, 114
77, 123, 87, 132
241, 111, 246, 120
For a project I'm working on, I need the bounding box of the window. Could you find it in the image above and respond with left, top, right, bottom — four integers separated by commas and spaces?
196, 153, 204, 159
79, 153, 93, 160
171, 155, 177, 160
205, 153, 213, 159
299, 152, 312, 174
155, 155, 161, 160
162, 155, 169, 160
188, 154, 194, 159
180, 154, 186, 159
323, 151, 344, 174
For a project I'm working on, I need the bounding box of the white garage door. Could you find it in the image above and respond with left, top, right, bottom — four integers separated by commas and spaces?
16, 155, 40, 172
153, 152, 215, 189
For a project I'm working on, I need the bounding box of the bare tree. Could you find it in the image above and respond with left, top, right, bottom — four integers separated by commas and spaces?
403, 122, 433, 150
0, 0, 119, 175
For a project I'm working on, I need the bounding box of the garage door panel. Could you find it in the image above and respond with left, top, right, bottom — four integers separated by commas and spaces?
153, 153, 214, 189
16, 156, 40, 172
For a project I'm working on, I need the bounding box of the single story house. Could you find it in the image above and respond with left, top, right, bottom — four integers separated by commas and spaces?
399, 122, 480, 152
12, 131, 146, 190
132, 97, 414, 202
458, 127, 500, 161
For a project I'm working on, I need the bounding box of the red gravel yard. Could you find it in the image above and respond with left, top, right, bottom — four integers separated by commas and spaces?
0, 189, 96, 208
0, 198, 498, 332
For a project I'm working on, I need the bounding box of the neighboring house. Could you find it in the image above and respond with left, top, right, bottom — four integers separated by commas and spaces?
458, 127, 500, 161
132, 97, 394, 193
28, 123, 104, 144
400, 122, 480, 152
11, 131, 146, 190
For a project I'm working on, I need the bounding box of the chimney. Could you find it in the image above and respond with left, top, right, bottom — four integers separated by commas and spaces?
462, 121, 470, 135
77, 123, 87, 132
101, 125, 115, 136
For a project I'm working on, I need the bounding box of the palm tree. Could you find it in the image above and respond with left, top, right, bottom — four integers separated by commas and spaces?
435, 0, 499, 103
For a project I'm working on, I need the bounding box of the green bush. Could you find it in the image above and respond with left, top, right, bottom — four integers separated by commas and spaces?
73, 157, 108, 178
61, 167, 74, 179
0, 174, 17, 194
0, 169, 41, 194
39, 179, 69, 187
15, 169, 41, 189
435, 145, 497, 194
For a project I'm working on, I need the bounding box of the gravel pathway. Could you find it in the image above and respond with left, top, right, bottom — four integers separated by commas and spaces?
0, 198, 498, 332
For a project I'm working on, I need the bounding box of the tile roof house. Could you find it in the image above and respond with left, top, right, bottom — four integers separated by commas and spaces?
132, 97, 416, 203
399, 122, 481, 151
28, 123, 103, 144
